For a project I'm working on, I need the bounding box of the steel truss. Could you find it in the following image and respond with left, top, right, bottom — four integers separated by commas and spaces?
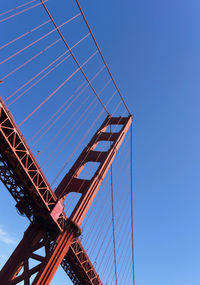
0, 97, 132, 284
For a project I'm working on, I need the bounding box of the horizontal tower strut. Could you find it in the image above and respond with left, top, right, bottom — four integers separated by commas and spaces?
55, 115, 132, 225
0, 97, 132, 284
0, 97, 101, 284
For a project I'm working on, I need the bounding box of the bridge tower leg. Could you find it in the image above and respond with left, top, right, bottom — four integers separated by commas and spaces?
0, 112, 132, 284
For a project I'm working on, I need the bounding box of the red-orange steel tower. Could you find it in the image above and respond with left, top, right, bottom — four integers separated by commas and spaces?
0, 98, 132, 284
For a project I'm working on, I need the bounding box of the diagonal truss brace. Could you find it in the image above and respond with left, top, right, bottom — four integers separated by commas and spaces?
0, 97, 132, 284
0, 98, 101, 284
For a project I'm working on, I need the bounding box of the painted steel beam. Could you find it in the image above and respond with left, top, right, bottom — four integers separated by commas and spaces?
0, 97, 101, 284
55, 115, 132, 225
0, 97, 131, 284
0, 97, 65, 230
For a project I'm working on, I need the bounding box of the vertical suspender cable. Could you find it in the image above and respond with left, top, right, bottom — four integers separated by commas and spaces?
130, 123, 135, 285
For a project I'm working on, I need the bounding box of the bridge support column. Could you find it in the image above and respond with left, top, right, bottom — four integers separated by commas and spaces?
0, 95, 132, 284
0, 221, 76, 285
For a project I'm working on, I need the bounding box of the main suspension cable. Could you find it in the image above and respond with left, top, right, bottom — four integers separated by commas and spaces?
40, 0, 109, 115
74, 0, 131, 115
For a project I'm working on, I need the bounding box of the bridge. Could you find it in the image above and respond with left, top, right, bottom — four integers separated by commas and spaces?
0, 1, 135, 284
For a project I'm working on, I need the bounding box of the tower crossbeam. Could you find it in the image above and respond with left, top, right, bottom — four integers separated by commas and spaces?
0, 97, 132, 284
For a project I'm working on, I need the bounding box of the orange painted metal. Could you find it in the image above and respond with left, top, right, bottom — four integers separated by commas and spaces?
0, 223, 55, 284
0, 97, 132, 284
55, 115, 132, 226
62, 239, 102, 284
0, 97, 101, 284
0, 97, 66, 230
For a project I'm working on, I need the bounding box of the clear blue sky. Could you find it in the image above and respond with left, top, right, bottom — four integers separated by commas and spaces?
83, 1, 200, 284
1, 0, 200, 284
